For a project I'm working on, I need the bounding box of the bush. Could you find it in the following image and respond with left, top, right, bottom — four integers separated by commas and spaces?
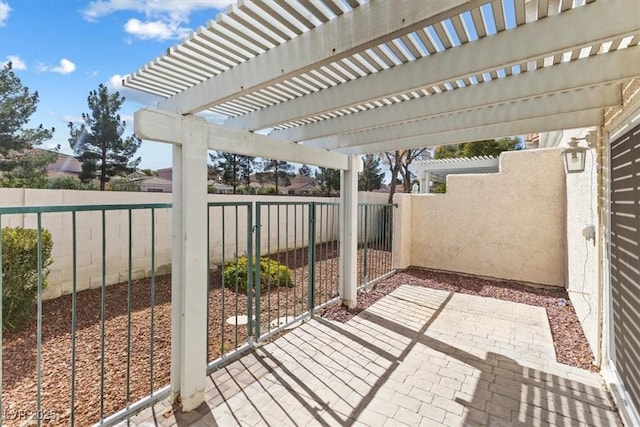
222, 256, 292, 293
2, 227, 54, 331
47, 177, 97, 190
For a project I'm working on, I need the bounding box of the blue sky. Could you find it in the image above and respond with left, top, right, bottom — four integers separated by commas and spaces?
1, 0, 233, 170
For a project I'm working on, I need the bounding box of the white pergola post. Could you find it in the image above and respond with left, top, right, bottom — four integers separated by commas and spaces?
171, 115, 209, 412
422, 172, 430, 194
170, 143, 182, 402
339, 155, 359, 308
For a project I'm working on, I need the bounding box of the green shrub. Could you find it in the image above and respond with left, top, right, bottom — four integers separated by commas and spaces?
2, 227, 54, 331
222, 256, 292, 293
47, 177, 97, 190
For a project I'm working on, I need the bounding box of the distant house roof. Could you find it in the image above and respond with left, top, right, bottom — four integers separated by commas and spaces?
140, 176, 172, 186
282, 181, 316, 191
289, 175, 316, 185
126, 171, 150, 181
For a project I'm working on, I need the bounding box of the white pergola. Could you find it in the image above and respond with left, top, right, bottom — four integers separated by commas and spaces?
126, 0, 640, 412
410, 156, 500, 192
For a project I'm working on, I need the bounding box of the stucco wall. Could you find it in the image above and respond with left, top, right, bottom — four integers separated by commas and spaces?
0, 190, 384, 300
557, 130, 601, 363
405, 148, 567, 286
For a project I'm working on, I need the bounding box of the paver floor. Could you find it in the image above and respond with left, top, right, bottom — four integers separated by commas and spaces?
124, 285, 621, 426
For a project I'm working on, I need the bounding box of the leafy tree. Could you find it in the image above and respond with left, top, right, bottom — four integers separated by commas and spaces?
298, 164, 312, 177
0, 62, 56, 187
316, 167, 340, 196
68, 84, 141, 190
382, 148, 427, 203
262, 159, 293, 192
140, 168, 157, 177
358, 154, 384, 191
210, 151, 255, 194
434, 138, 521, 159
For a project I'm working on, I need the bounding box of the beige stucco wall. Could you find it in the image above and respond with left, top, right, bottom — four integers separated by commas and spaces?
0, 189, 387, 300
405, 148, 567, 286
559, 130, 601, 363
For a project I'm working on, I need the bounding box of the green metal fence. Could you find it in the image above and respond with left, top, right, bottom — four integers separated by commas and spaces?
357, 203, 394, 288
206, 202, 254, 370
0, 200, 394, 426
254, 201, 340, 341
0, 203, 172, 427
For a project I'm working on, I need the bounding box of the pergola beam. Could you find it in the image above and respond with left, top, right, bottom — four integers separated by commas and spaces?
310, 84, 620, 150
337, 109, 604, 155
227, 0, 637, 131
273, 46, 640, 142
156, 0, 482, 114
133, 108, 349, 170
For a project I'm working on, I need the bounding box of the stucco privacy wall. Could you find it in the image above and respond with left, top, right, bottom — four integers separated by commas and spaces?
0, 190, 387, 300
402, 148, 567, 286
564, 141, 600, 364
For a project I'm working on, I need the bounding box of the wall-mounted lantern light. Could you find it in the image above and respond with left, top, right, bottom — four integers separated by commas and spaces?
563, 137, 589, 174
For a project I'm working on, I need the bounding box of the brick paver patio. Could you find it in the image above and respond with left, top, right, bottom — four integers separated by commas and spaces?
124, 285, 621, 426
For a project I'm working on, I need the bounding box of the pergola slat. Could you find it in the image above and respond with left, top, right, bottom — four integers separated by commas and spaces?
240, 1, 293, 41
538, 0, 550, 19
252, 1, 303, 36
298, 0, 331, 23
224, 1, 635, 131
514, 0, 526, 25
470, 7, 487, 38
492, 0, 506, 32
277, 1, 317, 30
273, 47, 638, 142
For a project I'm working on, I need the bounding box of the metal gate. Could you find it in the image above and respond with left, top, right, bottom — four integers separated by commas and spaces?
609, 123, 640, 415
254, 201, 340, 340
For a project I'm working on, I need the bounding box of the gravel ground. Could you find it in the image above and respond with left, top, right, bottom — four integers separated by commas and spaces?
322, 267, 597, 372
1, 247, 391, 426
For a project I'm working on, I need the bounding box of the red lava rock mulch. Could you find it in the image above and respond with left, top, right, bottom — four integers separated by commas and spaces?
1, 247, 391, 426
322, 267, 597, 372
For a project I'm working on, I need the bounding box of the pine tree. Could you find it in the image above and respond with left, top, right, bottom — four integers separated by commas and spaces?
68, 84, 141, 190
0, 62, 56, 187
316, 167, 340, 197
358, 154, 384, 191
210, 151, 255, 193
262, 159, 293, 192
298, 164, 312, 177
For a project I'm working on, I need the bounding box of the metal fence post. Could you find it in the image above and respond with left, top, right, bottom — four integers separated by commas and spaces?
308, 202, 316, 317
254, 204, 262, 340
247, 203, 254, 344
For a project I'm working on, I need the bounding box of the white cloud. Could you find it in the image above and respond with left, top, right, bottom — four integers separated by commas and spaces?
51, 58, 76, 74
88, 70, 99, 77
0, 2, 11, 27
62, 115, 85, 125
107, 73, 125, 90
82, 1, 233, 21
38, 58, 76, 75
4, 55, 26, 70
124, 18, 176, 40
82, 0, 234, 40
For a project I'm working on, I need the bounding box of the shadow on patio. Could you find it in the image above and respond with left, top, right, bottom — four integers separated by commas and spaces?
125, 286, 621, 427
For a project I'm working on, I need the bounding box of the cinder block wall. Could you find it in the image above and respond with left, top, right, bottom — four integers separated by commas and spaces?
0, 189, 388, 300
395, 148, 568, 287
